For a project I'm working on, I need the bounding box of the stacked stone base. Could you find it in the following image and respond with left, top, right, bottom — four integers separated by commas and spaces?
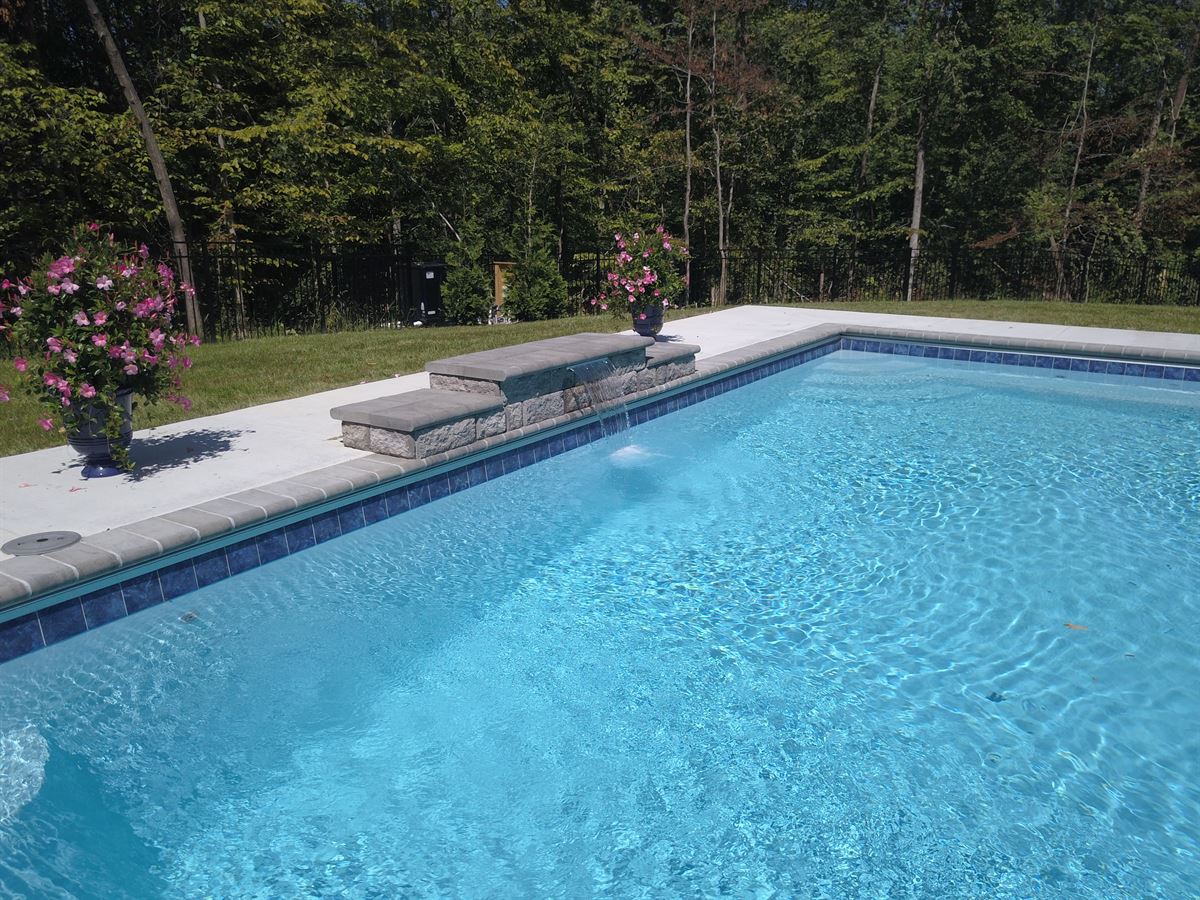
332, 334, 700, 460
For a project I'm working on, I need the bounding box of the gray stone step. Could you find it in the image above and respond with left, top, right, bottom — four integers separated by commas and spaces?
330, 388, 502, 432
426, 332, 654, 383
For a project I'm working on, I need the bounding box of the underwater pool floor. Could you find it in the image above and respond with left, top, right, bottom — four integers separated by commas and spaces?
1, 350, 1198, 898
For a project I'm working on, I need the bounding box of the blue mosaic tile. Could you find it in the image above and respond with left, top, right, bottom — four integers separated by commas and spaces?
1185, 367, 1200, 382
384, 487, 411, 516
877, 341, 894, 354
531, 441, 550, 464
1034, 355, 1053, 368
0, 613, 44, 662
954, 348, 970, 361
967, 349, 985, 363
1125, 363, 1145, 377
1018, 354, 1035, 366
159, 560, 199, 600
226, 537, 261, 574
425, 474, 451, 500
1163, 366, 1184, 381
1068, 358, 1088, 372
122, 572, 164, 613
938, 346, 955, 360
337, 502, 367, 533
466, 461, 490, 488
484, 453, 507, 478
446, 467, 472, 494
863, 340, 879, 352
193, 549, 231, 587
1143, 364, 1164, 379
923, 346, 940, 359
1106, 361, 1126, 376
362, 494, 389, 523
38, 599, 86, 645
850, 339, 865, 351
283, 520, 316, 554
1002, 353, 1020, 366
1052, 356, 1071, 370
408, 482, 432, 509
1087, 359, 1107, 373
80, 586, 127, 626
311, 509, 343, 542
984, 351, 1002, 364
255, 530, 289, 564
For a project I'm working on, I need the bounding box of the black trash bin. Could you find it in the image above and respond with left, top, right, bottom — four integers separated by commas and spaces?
409, 261, 446, 325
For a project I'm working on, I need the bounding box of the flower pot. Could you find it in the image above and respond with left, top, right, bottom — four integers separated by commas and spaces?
631, 303, 664, 337
67, 388, 133, 478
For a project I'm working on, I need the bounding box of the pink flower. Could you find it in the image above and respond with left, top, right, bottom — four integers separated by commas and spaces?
663, 242, 672, 250
63, 349, 77, 364
42, 372, 58, 387
60, 279, 79, 295
11, 306, 21, 316
38, 418, 53, 431
93, 311, 108, 326
118, 262, 138, 278
95, 275, 113, 290
73, 311, 89, 326
188, 336, 201, 347
638, 313, 647, 321
123, 363, 138, 375
91, 334, 107, 347
600, 303, 608, 310
46, 337, 63, 352
61, 397, 71, 407
138, 244, 150, 259
13, 357, 27, 372
0, 386, 8, 403
178, 396, 192, 411
17, 283, 29, 296
589, 298, 597, 306
79, 383, 96, 398
47, 256, 75, 279
47, 284, 61, 296
87, 222, 100, 232
115, 301, 126, 311
157, 262, 174, 281
662, 299, 669, 307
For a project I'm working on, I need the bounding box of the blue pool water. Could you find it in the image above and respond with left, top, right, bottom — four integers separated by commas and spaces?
1, 350, 1198, 898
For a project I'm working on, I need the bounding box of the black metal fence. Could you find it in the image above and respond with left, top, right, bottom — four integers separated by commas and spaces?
186, 240, 1200, 339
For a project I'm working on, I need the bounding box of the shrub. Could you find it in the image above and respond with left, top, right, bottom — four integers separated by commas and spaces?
506, 231, 568, 322
441, 232, 493, 325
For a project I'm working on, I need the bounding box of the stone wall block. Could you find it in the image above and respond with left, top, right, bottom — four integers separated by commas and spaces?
342, 423, 371, 450
430, 374, 502, 396
478, 410, 507, 438
414, 417, 477, 458
505, 403, 525, 430
523, 391, 566, 426
369, 427, 416, 458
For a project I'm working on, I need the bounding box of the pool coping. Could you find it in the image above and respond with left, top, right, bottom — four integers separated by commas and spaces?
2, 322, 1198, 662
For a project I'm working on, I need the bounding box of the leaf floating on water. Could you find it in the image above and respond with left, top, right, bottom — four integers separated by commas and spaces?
986, 691, 1006, 703
67, 487, 85, 493
1064, 622, 1088, 631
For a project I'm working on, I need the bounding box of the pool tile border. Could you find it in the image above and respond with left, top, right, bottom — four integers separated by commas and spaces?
2, 326, 1197, 664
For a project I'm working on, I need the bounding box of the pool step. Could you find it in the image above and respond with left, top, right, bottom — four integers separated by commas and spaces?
331, 333, 700, 459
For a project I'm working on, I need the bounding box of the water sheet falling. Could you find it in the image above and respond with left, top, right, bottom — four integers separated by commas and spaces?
568, 358, 631, 438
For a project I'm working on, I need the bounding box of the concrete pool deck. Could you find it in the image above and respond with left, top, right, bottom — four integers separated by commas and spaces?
3, 304, 1199, 558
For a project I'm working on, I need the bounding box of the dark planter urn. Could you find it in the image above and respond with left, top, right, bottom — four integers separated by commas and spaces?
631, 303, 664, 337
67, 388, 134, 478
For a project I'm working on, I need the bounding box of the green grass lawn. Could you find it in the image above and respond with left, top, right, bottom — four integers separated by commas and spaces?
3, 300, 1198, 457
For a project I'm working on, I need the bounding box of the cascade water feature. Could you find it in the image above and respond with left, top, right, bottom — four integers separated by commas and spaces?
568, 359, 631, 438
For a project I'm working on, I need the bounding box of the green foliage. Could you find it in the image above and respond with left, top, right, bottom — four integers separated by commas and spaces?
506, 226, 568, 322
441, 230, 492, 325
2, 0, 1198, 282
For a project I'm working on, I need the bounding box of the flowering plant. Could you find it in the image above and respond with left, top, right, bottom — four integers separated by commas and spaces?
0, 224, 199, 469
589, 226, 688, 321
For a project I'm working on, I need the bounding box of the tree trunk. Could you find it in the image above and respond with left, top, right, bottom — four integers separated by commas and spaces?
683, 8, 695, 304
1052, 24, 1096, 299
1168, 24, 1199, 145
84, 0, 203, 338
710, 9, 727, 306
1134, 76, 1167, 229
905, 107, 926, 303
851, 51, 883, 294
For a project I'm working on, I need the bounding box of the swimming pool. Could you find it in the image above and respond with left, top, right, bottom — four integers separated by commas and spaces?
1, 348, 1197, 897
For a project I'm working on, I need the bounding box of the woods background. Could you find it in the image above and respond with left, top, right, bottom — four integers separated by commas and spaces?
2, 0, 1199, 332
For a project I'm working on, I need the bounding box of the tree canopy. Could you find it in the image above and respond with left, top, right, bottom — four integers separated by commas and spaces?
2, 0, 1198, 273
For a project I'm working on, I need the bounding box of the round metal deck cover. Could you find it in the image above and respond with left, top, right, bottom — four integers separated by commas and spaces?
2, 531, 82, 556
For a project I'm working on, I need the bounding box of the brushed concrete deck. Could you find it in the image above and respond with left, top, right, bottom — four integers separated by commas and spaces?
2, 305, 1197, 557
